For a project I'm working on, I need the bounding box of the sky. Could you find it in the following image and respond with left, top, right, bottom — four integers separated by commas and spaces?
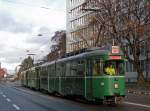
0, 0, 66, 73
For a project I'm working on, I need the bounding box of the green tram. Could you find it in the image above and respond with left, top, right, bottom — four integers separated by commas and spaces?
21, 47, 125, 104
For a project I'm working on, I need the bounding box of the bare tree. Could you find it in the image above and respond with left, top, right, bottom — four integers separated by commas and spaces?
47, 30, 66, 61
73, 12, 108, 48
82, 0, 150, 83
20, 56, 34, 71
51, 30, 66, 53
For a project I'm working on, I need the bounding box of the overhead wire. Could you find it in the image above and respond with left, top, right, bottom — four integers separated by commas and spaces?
1, 0, 51, 53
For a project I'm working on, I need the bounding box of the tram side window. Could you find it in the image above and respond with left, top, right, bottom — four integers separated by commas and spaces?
50, 65, 55, 76
70, 60, 85, 76
77, 60, 85, 76
66, 62, 71, 76
70, 61, 78, 76
116, 61, 124, 74
93, 60, 103, 76
61, 62, 66, 76
47, 66, 51, 76
56, 63, 62, 76
45, 67, 48, 76
86, 60, 92, 76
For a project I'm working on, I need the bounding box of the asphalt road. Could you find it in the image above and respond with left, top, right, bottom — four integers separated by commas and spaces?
0, 82, 150, 111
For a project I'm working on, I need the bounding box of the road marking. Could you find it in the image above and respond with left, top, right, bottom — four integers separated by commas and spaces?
6, 98, 11, 102
2, 95, 6, 98
124, 102, 150, 108
12, 104, 20, 110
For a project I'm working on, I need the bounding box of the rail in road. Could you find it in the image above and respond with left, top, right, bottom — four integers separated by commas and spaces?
0, 83, 150, 111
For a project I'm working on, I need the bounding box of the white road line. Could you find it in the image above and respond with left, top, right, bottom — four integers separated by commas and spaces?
2, 95, 6, 98
124, 102, 150, 108
6, 98, 11, 102
12, 104, 20, 110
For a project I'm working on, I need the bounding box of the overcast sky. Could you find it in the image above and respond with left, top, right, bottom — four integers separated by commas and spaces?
0, 0, 66, 73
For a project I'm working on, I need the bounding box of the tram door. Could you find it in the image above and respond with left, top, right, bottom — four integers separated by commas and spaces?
85, 59, 93, 99
85, 58, 103, 99
92, 59, 103, 98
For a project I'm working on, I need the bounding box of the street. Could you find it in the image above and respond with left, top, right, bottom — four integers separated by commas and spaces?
0, 0, 149, 110
0, 82, 150, 111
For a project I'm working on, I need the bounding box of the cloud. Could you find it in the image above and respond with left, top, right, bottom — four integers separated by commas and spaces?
0, 0, 66, 71
24, 26, 65, 54
0, 9, 33, 33
5, 0, 66, 10
0, 31, 50, 65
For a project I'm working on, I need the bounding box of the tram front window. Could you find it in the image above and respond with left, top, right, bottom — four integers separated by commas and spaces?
104, 60, 124, 76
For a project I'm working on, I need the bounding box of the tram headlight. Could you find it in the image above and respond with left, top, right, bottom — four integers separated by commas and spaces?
114, 83, 119, 89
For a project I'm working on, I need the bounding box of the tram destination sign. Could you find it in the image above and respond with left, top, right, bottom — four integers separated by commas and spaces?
109, 55, 122, 60
111, 46, 120, 54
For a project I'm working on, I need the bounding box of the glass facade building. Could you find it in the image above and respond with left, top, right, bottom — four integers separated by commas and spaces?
66, 0, 97, 52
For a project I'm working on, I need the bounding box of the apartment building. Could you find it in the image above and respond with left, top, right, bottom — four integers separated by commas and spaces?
66, 0, 98, 53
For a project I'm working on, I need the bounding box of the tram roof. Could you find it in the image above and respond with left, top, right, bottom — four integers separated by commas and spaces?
58, 49, 109, 62
39, 49, 109, 67
39, 60, 55, 67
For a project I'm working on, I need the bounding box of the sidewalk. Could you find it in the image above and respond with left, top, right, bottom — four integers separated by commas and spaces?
126, 83, 150, 96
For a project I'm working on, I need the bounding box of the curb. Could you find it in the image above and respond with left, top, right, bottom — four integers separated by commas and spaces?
127, 90, 150, 96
